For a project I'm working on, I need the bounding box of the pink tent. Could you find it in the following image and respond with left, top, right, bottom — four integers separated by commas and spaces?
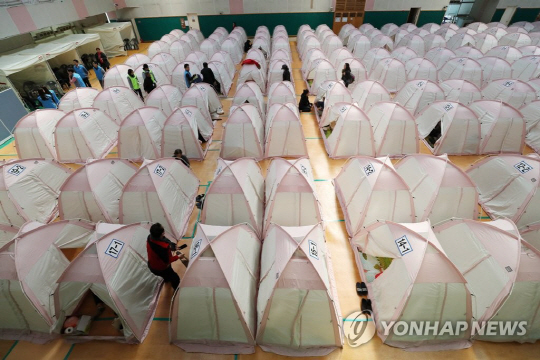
118, 107, 167, 161
335, 156, 414, 236
169, 40, 192, 63
120, 158, 199, 238
416, 101, 481, 155
390, 46, 418, 63
371, 34, 393, 52
455, 45, 484, 59
438, 57, 483, 88
366, 102, 419, 156
265, 103, 308, 158
500, 32, 532, 48
161, 106, 211, 160
171, 61, 201, 94
103, 64, 132, 89
221, 104, 264, 160
54, 108, 118, 163
486, 45, 523, 63
0, 159, 72, 226
512, 55, 540, 80
184, 51, 209, 70
400, 23, 417, 32
390, 28, 410, 44
350, 80, 391, 111
208, 60, 233, 96
435, 27, 457, 42
518, 45, 540, 56
422, 23, 441, 34
211, 51, 236, 79
58, 88, 99, 112
0, 220, 94, 343
471, 100, 525, 154
320, 102, 375, 158
521, 100, 540, 152
468, 22, 488, 33
440, 22, 459, 31
456, 27, 478, 36
394, 79, 445, 115
473, 33, 499, 53
222, 37, 243, 64
381, 23, 398, 36
425, 47, 456, 69
424, 34, 446, 52
481, 79, 537, 108
267, 81, 295, 108
270, 48, 291, 63
486, 26, 509, 40
478, 56, 512, 86
440, 79, 482, 105
93, 86, 145, 124
359, 23, 374, 34
160, 34, 176, 45
150, 52, 178, 77
148, 40, 171, 58
14, 109, 63, 159
507, 26, 530, 34
448, 33, 476, 50
362, 47, 391, 73
144, 84, 182, 116
397, 34, 425, 56
201, 158, 264, 234
135, 63, 171, 88
180, 33, 199, 51
181, 82, 224, 120
264, 158, 322, 231
232, 82, 265, 115
0, 222, 18, 248
350, 34, 371, 59
301, 48, 326, 77
335, 58, 367, 85
170, 29, 184, 39
369, 58, 407, 92
404, 57, 438, 81
315, 81, 352, 118
58, 159, 137, 222
124, 53, 151, 69
200, 38, 220, 59
272, 37, 290, 55
395, 154, 478, 223
410, 28, 430, 37
329, 47, 354, 67
54, 222, 167, 344
300, 36, 321, 60
238, 63, 267, 95
305, 59, 338, 94
322, 35, 343, 57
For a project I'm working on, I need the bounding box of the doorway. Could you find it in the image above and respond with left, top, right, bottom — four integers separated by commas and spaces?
186, 13, 200, 30
407, 7, 421, 25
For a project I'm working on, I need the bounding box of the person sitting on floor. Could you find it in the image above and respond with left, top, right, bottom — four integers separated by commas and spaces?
174, 149, 190, 168
299, 89, 313, 112
282, 64, 291, 82
244, 40, 252, 53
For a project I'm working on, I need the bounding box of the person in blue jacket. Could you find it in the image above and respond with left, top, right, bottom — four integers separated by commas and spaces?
73, 59, 92, 87
92, 61, 106, 89
68, 69, 86, 88
41, 86, 59, 106
36, 88, 58, 109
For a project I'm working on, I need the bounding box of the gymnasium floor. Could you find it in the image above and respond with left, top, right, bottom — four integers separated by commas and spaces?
0, 40, 539, 360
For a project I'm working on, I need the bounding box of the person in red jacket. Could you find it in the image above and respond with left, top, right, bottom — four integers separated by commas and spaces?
147, 223, 184, 290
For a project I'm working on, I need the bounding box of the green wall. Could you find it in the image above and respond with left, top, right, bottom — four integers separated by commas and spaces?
135, 16, 188, 42
198, 12, 333, 37
491, 9, 504, 22
417, 11, 446, 27
364, 11, 409, 29
509, 8, 540, 23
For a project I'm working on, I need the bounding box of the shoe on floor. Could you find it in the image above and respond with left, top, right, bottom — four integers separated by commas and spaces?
357, 281, 368, 296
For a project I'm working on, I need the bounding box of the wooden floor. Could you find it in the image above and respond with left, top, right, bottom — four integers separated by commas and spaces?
1, 41, 539, 360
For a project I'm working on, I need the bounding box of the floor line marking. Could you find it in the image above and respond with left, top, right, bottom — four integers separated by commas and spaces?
2, 340, 18, 360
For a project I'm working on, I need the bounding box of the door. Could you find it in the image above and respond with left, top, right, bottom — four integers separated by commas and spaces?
500, 6, 517, 25
407, 7, 421, 25
187, 13, 200, 30
333, 0, 366, 33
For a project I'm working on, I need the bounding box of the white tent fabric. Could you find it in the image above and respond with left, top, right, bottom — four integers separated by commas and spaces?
518, 45, 540, 56
238, 64, 267, 94
170, 29, 184, 39
14, 109, 63, 159
208, 61, 233, 96
148, 41, 171, 59
321, 102, 375, 159
455, 46, 484, 59
350, 35, 371, 59
118, 107, 167, 161
473, 33, 499, 53
481, 79, 537, 108
54, 108, 118, 163
120, 158, 199, 239
511, 55, 540, 80
366, 102, 419, 157
172, 61, 201, 95
257, 223, 342, 356
201, 158, 264, 234
58, 159, 137, 222
478, 57, 513, 86
145, 84, 182, 116
397, 34, 425, 56
486, 45, 523, 63
500, 33, 532, 48
232, 82, 265, 115
440, 79, 482, 105
0, 220, 94, 342
150, 53, 178, 78
211, 51, 236, 80
391, 47, 418, 64
521, 100, 540, 152
424, 34, 446, 52
315, 80, 352, 112
395, 154, 478, 223
222, 38, 243, 64
438, 57, 483, 88
369, 58, 407, 92
362, 48, 391, 73
305, 59, 337, 94
267, 81, 295, 108
267, 59, 292, 92
221, 104, 264, 160
171, 223, 261, 354
161, 106, 211, 160
335, 58, 367, 85
416, 101, 481, 155
435, 28, 458, 42
181, 82, 223, 120
351, 80, 391, 111
394, 80, 445, 115
0, 159, 72, 226
58, 88, 99, 112
351, 220, 472, 350
185, 51, 209, 70
469, 100, 525, 154
448, 33, 476, 50
135, 63, 171, 88
466, 154, 540, 229
103, 64, 132, 89
469, 22, 489, 33
93, 86, 145, 125
301, 48, 326, 77
124, 53, 151, 69
381, 23, 399, 36
425, 47, 456, 69
54, 222, 164, 343
335, 156, 414, 236
404, 57, 438, 81
86, 22, 135, 57
486, 27, 509, 40
371, 35, 394, 52
265, 103, 308, 158
169, 40, 192, 63
160, 34, 177, 45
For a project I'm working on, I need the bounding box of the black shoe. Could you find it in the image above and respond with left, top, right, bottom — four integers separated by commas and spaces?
357, 282, 368, 296
361, 298, 368, 313
366, 299, 372, 312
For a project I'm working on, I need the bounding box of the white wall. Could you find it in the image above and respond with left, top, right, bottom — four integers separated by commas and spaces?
371, 0, 450, 11
497, 0, 540, 7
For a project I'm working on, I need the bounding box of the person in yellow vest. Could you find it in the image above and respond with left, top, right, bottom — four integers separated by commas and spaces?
142, 64, 157, 94
127, 69, 144, 100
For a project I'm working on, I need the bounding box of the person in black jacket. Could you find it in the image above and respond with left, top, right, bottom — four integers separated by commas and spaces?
341, 63, 354, 88
282, 64, 291, 82
299, 89, 312, 112
174, 149, 191, 167
201, 62, 221, 94
244, 40, 252, 53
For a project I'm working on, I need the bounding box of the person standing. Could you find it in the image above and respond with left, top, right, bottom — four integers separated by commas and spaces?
173, 149, 190, 168
92, 61, 106, 89
201, 62, 220, 94
341, 63, 354, 88
146, 223, 185, 291
142, 64, 157, 94
68, 69, 86, 88
41, 86, 59, 106
282, 64, 291, 82
73, 60, 91, 87
127, 69, 144, 100
184, 63, 194, 89
36, 88, 57, 109
95, 47, 110, 71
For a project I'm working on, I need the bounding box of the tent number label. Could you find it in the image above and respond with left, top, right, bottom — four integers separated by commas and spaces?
458, 58, 465, 63
514, 161, 533, 174
7, 164, 26, 176
154, 165, 166, 177
105, 239, 124, 258
112, 88, 120, 93
505, 266, 513, 272
191, 239, 202, 259
416, 81, 425, 88
300, 164, 308, 175
79, 111, 90, 119
364, 163, 375, 176
502, 46, 508, 50
308, 240, 319, 260
395, 235, 413, 256
503, 81, 514, 87
183, 109, 192, 117
339, 106, 348, 113
199, 85, 206, 92
327, 82, 334, 89
443, 103, 454, 112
